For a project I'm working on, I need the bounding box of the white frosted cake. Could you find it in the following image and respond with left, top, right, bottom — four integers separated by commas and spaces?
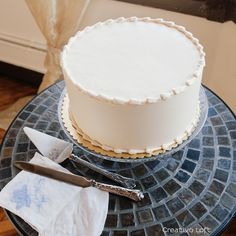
61, 17, 205, 155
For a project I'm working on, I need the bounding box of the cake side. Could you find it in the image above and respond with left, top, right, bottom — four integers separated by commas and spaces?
64, 74, 201, 154
61, 17, 205, 105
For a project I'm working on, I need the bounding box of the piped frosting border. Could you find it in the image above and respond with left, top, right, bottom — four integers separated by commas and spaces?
61, 17, 206, 105
61, 94, 201, 157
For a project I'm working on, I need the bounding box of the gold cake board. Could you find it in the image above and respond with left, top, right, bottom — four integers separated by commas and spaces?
60, 94, 186, 159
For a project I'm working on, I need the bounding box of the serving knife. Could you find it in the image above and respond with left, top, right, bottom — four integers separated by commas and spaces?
14, 161, 143, 202
23, 127, 136, 189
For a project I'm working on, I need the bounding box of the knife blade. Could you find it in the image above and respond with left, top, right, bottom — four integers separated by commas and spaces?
14, 161, 143, 201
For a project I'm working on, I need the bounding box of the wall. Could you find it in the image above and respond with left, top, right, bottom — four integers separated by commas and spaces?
0, 0, 46, 73
0, 0, 235, 111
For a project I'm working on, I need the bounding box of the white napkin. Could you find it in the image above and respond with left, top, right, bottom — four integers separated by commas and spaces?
0, 152, 109, 236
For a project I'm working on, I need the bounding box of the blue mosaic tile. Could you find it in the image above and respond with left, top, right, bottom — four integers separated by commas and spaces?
145, 159, 160, 170
101, 231, 109, 236
181, 160, 196, 173
210, 117, 223, 126
226, 183, 236, 198
163, 179, 181, 195
195, 169, 210, 183
120, 213, 135, 227
200, 215, 218, 232
133, 164, 148, 178
4, 139, 15, 148
175, 170, 190, 183
202, 126, 213, 135
214, 126, 227, 135
188, 139, 200, 149
190, 202, 207, 218
12, 120, 23, 129
0, 158, 11, 168
222, 112, 235, 121
201, 192, 219, 208
201, 159, 214, 171
215, 104, 227, 113
119, 197, 133, 210
178, 189, 195, 205
162, 219, 179, 232
105, 214, 117, 227
209, 96, 221, 105
16, 143, 28, 153
146, 225, 164, 236
208, 107, 217, 117
141, 175, 157, 190
202, 137, 214, 146
34, 105, 47, 114
35, 121, 48, 130
137, 209, 153, 224
217, 137, 230, 145
151, 187, 168, 203
230, 131, 236, 139
219, 147, 231, 157
176, 210, 195, 227
153, 205, 170, 221
18, 112, 30, 120
154, 168, 170, 182
25, 104, 36, 112
166, 158, 179, 172
130, 229, 145, 236
203, 147, 215, 158
27, 114, 39, 123
214, 169, 229, 182
172, 150, 184, 160
211, 204, 229, 221
218, 159, 231, 170
113, 230, 128, 236
189, 180, 205, 195
166, 197, 184, 214
233, 140, 236, 148
108, 198, 116, 211
209, 180, 225, 196
0, 168, 12, 180
220, 193, 235, 210
48, 122, 61, 131
186, 149, 200, 161
226, 121, 236, 130
136, 193, 152, 208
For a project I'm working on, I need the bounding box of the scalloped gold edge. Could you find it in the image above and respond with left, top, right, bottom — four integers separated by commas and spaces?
61, 17, 205, 105
61, 94, 200, 158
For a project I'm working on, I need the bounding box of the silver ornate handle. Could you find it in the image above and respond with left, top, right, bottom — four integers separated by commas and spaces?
91, 180, 144, 201
69, 154, 136, 189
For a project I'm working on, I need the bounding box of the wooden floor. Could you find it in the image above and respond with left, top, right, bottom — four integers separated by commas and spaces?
0, 75, 235, 235
0, 75, 37, 236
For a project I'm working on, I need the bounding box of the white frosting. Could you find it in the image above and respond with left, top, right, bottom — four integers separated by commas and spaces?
61, 17, 205, 155
62, 17, 204, 104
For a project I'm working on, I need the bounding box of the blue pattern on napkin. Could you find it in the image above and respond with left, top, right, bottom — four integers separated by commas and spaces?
11, 184, 31, 209
10, 178, 48, 211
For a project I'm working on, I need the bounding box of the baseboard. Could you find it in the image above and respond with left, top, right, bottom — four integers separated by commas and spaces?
0, 33, 46, 73
0, 61, 43, 87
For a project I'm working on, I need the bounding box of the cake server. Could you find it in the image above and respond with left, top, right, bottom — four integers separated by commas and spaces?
14, 161, 143, 201
23, 127, 136, 189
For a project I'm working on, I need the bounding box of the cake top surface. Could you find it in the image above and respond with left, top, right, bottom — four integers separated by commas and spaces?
62, 17, 205, 104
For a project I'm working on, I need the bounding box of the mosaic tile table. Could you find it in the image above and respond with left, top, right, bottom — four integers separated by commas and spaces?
0, 81, 236, 236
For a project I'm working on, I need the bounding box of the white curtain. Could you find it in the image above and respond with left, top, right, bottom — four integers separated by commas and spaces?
0, 0, 90, 130
25, 0, 90, 92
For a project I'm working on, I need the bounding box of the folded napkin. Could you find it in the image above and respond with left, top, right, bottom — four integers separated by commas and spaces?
0, 152, 109, 236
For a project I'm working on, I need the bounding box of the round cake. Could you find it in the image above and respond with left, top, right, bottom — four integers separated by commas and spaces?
61, 17, 205, 155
